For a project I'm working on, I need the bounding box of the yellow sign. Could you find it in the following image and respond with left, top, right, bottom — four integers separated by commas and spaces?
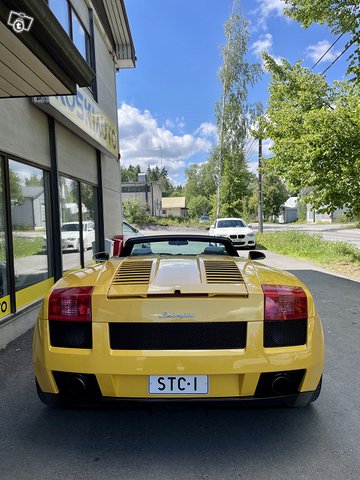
35, 88, 118, 158
0, 295, 11, 319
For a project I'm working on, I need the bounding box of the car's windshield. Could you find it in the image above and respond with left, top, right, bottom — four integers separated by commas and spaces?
61, 223, 79, 232
128, 239, 230, 257
217, 219, 246, 228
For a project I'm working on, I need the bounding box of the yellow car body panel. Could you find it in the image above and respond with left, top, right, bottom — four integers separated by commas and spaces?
33, 249, 324, 406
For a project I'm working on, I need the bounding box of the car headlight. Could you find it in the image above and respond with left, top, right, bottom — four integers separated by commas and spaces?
247, 233, 255, 237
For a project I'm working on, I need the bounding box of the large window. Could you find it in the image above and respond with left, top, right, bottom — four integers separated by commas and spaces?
48, 0, 69, 34
71, 9, 90, 62
59, 176, 98, 272
48, 0, 90, 63
9, 160, 51, 292
81, 181, 98, 265
0, 158, 8, 300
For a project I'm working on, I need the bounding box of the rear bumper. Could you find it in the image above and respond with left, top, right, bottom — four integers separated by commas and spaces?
36, 387, 320, 408
33, 315, 324, 401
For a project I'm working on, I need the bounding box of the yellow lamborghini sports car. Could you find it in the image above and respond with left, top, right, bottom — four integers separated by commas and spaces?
33, 235, 324, 408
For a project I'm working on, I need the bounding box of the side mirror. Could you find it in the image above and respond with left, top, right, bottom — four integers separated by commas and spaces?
248, 224, 252, 228
248, 250, 266, 261
93, 251, 110, 262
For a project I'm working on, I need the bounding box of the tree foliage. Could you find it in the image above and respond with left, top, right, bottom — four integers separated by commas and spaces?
120, 164, 176, 197
216, 1, 262, 216
248, 170, 289, 220
187, 195, 212, 218
284, 0, 360, 82
123, 198, 149, 224
120, 164, 141, 182
262, 53, 360, 216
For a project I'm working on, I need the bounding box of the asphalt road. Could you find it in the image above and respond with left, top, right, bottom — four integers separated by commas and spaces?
1, 267, 360, 479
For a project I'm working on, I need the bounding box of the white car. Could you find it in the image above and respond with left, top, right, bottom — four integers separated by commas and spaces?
61, 221, 95, 252
208, 217, 256, 249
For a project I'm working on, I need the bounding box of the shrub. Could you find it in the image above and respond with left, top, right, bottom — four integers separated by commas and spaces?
123, 198, 149, 224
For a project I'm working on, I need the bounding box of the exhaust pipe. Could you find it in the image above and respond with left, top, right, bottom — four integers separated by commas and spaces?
66, 374, 87, 396
271, 373, 290, 395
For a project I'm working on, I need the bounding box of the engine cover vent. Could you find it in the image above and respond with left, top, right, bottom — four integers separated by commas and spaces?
112, 260, 153, 285
204, 260, 244, 284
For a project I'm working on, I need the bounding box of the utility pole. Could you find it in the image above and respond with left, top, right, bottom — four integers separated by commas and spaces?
258, 137, 263, 233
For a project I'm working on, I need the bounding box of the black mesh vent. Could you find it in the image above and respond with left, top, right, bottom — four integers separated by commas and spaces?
50, 321, 92, 348
109, 322, 247, 350
264, 319, 307, 347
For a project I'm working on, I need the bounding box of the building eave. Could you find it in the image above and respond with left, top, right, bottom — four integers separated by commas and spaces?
0, 0, 95, 98
102, 0, 136, 69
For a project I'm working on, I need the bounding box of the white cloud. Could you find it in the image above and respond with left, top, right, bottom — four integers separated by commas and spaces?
253, 0, 287, 29
262, 138, 274, 157
305, 40, 341, 64
164, 116, 186, 131
251, 33, 273, 57
251, 33, 283, 66
257, 0, 286, 17
118, 103, 213, 181
195, 122, 218, 139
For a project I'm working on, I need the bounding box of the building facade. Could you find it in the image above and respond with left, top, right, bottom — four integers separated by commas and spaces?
121, 174, 163, 217
162, 197, 188, 217
0, 0, 135, 347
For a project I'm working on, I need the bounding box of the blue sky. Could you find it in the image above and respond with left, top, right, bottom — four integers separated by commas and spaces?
117, 0, 353, 185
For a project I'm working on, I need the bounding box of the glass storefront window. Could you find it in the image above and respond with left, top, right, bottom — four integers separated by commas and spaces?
0, 159, 8, 299
59, 176, 81, 272
9, 160, 50, 292
81, 182, 97, 265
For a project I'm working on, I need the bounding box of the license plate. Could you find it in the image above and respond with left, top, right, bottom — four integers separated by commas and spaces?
149, 375, 208, 394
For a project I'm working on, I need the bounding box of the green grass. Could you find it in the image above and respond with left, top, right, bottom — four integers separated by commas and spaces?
257, 231, 360, 267
13, 237, 44, 258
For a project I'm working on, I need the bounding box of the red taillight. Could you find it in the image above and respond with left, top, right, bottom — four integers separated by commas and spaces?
262, 285, 307, 321
48, 286, 94, 322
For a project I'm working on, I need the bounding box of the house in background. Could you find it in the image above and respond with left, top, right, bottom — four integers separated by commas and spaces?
162, 197, 188, 217
121, 173, 163, 217
306, 205, 349, 223
11, 186, 45, 230
279, 197, 299, 223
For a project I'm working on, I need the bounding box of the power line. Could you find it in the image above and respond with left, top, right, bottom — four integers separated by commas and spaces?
321, 36, 358, 75
310, 16, 358, 70
310, 31, 347, 70
245, 137, 257, 157
245, 142, 258, 161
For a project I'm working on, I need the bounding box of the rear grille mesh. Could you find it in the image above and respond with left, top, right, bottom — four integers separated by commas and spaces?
50, 321, 92, 348
264, 319, 307, 347
109, 322, 247, 350
204, 260, 244, 284
112, 260, 153, 285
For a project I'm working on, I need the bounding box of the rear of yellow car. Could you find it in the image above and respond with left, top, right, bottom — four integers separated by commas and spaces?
33, 257, 324, 407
